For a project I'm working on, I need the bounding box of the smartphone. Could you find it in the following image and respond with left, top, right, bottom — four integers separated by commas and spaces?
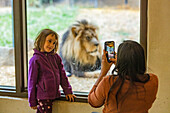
104, 41, 115, 63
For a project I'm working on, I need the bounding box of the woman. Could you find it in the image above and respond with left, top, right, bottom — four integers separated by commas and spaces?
88, 40, 158, 113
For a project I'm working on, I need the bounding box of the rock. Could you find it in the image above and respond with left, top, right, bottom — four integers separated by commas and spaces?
0, 47, 14, 66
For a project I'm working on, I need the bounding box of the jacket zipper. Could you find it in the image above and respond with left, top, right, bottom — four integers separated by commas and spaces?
45, 53, 57, 88
46, 53, 56, 76
43, 81, 46, 92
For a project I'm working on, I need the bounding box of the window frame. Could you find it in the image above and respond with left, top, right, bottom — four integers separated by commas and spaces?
0, 0, 148, 103
0, 0, 28, 98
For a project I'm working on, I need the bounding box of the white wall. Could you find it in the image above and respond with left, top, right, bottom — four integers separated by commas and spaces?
147, 0, 170, 113
0, 96, 102, 113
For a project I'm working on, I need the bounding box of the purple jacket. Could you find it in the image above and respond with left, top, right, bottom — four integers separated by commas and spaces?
28, 49, 73, 107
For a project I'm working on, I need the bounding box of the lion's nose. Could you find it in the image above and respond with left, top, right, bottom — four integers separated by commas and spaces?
91, 37, 99, 46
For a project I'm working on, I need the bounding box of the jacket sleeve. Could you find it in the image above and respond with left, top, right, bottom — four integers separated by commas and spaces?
28, 57, 39, 107
56, 54, 73, 95
88, 77, 107, 108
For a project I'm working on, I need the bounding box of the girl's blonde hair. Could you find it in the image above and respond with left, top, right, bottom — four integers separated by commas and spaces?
34, 29, 59, 54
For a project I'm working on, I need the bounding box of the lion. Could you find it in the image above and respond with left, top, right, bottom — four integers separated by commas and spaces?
59, 20, 102, 77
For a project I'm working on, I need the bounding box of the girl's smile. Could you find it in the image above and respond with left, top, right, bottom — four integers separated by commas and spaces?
41, 34, 57, 53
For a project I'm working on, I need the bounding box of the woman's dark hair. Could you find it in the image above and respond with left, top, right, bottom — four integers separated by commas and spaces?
116, 40, 146, 79
34, 29, 59, 53
108, 40, 146, 108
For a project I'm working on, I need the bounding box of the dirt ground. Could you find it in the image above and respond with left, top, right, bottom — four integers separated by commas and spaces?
0, 8, 139, 92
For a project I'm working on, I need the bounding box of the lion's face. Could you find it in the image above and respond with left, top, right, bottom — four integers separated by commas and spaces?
62, 20, 102, 65
80, 29, 100, 56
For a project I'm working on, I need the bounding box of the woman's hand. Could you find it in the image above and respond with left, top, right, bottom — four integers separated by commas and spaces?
110, 51, 117, 65
93, 50, 117, 86
100, 50, 117, 76
31, 106, 37, 110
66, 94, 76, 102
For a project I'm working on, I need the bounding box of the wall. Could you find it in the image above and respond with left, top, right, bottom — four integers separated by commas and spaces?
147, 0, 170, 113
0, 0, 170, 113
0, 96, 102, 113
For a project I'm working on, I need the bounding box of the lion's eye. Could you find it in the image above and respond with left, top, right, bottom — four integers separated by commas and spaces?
86, 36, 91, 40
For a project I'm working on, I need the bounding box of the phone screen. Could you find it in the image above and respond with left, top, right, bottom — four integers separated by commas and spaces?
105, 41, 115, 62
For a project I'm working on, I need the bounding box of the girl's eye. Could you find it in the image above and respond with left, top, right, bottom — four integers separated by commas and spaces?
48, 40, 51, 43
53, 42, 56, 45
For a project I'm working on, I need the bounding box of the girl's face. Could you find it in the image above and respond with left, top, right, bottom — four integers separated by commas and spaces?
41, 34, 57, 53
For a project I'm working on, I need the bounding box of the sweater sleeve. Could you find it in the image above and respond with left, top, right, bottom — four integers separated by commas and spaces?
28, 57, 39, 107
146, 74, 158, 110
88, 76, 108, 108
56, 54, 73, 95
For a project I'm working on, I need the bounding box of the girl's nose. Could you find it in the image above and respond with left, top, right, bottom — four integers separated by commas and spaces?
50, 43, 54, 46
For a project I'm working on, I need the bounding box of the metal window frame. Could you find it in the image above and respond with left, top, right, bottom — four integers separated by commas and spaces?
0, 0, 28, 98
140, 0, 148, 60
0, 0, 148, 103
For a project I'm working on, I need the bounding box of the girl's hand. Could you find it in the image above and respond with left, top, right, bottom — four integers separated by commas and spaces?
31, 106, 37, 110
66, 94, 76, 102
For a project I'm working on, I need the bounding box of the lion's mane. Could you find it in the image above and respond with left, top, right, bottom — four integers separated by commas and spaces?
59, 20, 102, 77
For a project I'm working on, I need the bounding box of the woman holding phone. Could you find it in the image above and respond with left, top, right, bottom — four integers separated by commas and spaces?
88, 40, 158, 113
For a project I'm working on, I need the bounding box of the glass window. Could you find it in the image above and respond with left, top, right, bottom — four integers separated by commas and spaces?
26, 0, 141, 93
0, 0, 15, 87
0, 0, 147, 99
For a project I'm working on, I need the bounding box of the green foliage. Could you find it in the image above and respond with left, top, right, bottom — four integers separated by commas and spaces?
117, 30, 130, 36
0, 13, 13, 47
27, 6, 78, 40
0, 6, 78, 47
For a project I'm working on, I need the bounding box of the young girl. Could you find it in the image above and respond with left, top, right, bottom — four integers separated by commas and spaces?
28, 29, 76, 113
